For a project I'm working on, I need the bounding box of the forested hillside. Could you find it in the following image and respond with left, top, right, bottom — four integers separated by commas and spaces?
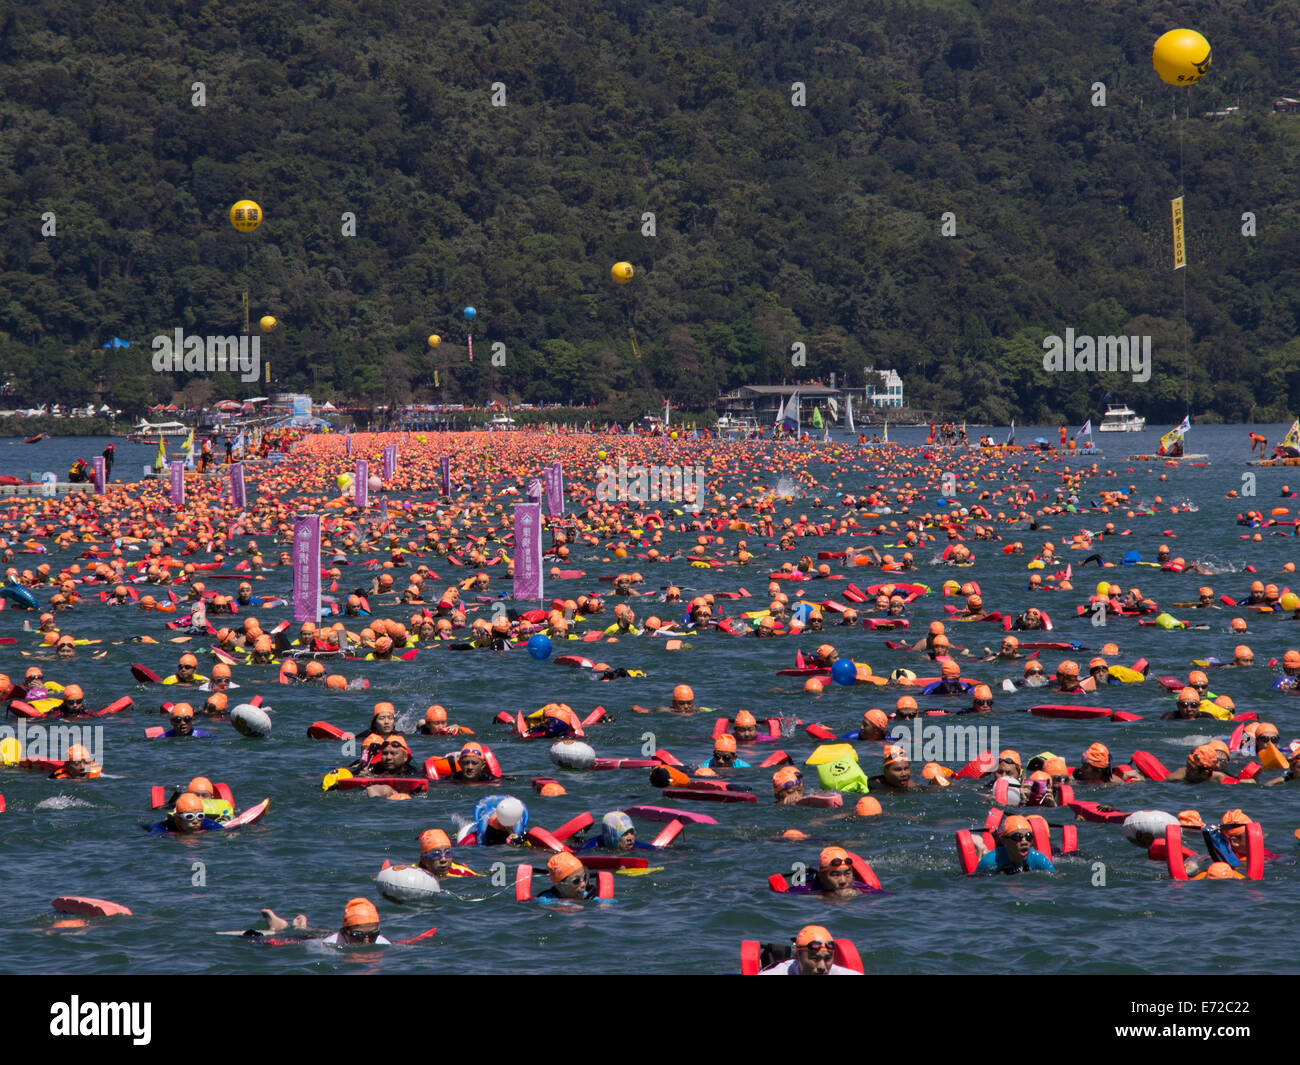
0, 0, 1297, 422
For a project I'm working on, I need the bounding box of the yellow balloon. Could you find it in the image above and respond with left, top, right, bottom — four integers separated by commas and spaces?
337, 473, 352, 492
671, 431, 678, 439
230, 200, 263, 232
1282, 592, 1300, 612
428, 335, 441, 347
611, 262, 634, 284
418, 434, 426, 443
259, 315, 278, 333
598, 450, 607, 460
1152, 29, 1211, 86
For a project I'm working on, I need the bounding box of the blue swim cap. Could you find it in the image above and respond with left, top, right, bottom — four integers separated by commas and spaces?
600, 811, 634, 848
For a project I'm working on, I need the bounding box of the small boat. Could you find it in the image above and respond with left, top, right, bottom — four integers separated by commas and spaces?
1098, 404, 1145, 432
126, 420, 190, 443
485, 414, 518, 430
22, 434, 47, 444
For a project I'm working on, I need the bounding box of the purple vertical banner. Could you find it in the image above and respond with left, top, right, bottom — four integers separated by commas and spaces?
92, 456, 105, 495
545, 460, 564, 517
383, 445, 396, 480
355, 459, 368, 508
345, 430, 352, 457
169, 461, 185, 506
440, 456, 450, 496
292, 513, 321, 623
527, 478, 543, 504
230, 463, 246, 509
512, 503, 543, 601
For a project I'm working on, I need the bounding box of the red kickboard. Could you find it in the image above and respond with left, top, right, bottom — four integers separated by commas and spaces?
333, 777, 428, 793
1065, 800, 1129, 824
1030, 705, 1114, 720
52, 896, 132, 917
552, 812, 594, 841
1130, 751, 1169, 782
663, 788, 756, 804
625, 805, 718, 826
592, 758, 660, 770
95, 697, 133, 717
956, 829, 980, 875
131, 664, 161, 684
578, 855, 649, 870
652, 819, 685, 847
224, 797, 270, 828
526, 827, 570, 853
307, 722, 352, 741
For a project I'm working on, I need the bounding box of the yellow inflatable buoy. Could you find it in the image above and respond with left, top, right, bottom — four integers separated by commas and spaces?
611, 262, 634, 284
259, 315, 278, 333
0, 735, 20, 764
1027, 560, 1045, 570
323, 767, 353, 792
1152, 29, 1211, 86
427, 335, 441, 347
230, 199, 263, 232
805, 743, 858, 767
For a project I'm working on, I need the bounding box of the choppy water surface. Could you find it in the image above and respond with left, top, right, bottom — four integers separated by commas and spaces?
2, 426, 1298, 974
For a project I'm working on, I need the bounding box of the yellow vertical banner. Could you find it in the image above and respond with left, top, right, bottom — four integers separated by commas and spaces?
1171, 196, 1186, 270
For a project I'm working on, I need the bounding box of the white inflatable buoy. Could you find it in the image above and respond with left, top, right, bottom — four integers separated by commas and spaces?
232, 702, 272, 738
550, 739, 596, 770
376, 865, 441, 903
1122, 810, 1179, 848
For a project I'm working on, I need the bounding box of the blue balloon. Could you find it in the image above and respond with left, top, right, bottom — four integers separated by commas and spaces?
464, 305, 477, 320
528, 633, 552, 660
830, 658, 857, 686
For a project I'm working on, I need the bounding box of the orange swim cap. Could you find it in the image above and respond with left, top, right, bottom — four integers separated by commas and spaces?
772, 766, 801, 790
425, 705, 447, 723
62, 684, 84, 701
170, 702, 194, 719
940, 658, 960, 678
1188, 745, 1218, 769
734, 710, 757, 728
1083, 743, 1109, 768
1000, 815, 1031, 835
1220, 809, 1251, 836
547, 851, 584, 883
419, 829, 452, 852
206, 692, 228, 711
672, 684, 694, 702
863, 708, 889, 730
179, 654, 198, 667
341, 898, 380, 928
795, 924, 834, 948
882, 744, 907, 765
187, 777, 214, 796
854, 796, 882, 816
1057, 660, 1079, 677
1178, 809, 1204, 828
1201, 862, 1241, 879
714, 734, 737, 753
326, 675, 347, 690
175, 792, 204, 813
896, 696, 918, 712
1100, 642, 1119, 657
819, 846, 850, 869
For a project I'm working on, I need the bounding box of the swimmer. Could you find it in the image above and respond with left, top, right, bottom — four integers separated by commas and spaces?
974, 815, 1056, 874
1164, 745, 1237, 784
868, 745, 919, 791
412, 829, 479, 877
145, 792, 224, 833
162, 653, 207, 686
259, 898, 392, 946
772, 766, 804, 804
49, 743, 100, 780
704, 733, 751, 769
757, 925, 862, 976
